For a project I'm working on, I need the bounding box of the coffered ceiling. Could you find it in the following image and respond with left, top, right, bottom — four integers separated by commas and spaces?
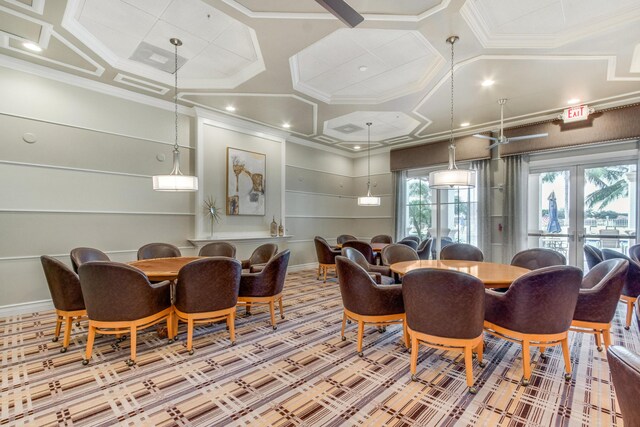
0, 0, 639, 154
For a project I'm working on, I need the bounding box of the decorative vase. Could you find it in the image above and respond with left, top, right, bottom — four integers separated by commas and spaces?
278, 220, 284, 237
270, 216, 278, 237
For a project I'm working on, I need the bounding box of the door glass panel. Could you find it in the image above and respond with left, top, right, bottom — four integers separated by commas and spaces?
406, 177, 432, 240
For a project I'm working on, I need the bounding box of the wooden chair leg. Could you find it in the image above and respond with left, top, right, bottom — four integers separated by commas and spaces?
317, 264, 321, 280
476, 340, 484, 365
228, 312, 236, 344
83, 325, 96, 364
403, 323, 409, 348
62, 316, 73, 352
603, 328, 612, 349
464, 345, 475, 390
561, 337, 572, 380
129, 326, 137, 365
269, 300, 277, 330
341, 312, 347, 340
167, 312, 174, 340
594, 332, 602, 350
53, 316, 62, 342
410, 335, 419, 377
323, 266, 328, 283
356, 320, 364, 355
521, 340, 531, 384
246, 302, 252, 316
625, 300, 634, 330
278, 297, 285, 319
186, 319, 194, 354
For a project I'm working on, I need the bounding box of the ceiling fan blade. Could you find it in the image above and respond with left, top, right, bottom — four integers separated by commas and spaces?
472, 134, 499, 141
315, 0, 364, 27
487, 141, 501, 150
507, 133, 549, 142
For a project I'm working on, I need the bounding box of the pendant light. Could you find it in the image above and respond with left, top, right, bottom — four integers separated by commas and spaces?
153, 38, 198, 192
357, 122, 381, 206
428, 36, 476, 189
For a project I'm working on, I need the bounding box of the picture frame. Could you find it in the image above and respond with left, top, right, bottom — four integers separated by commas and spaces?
226, 147, 266, 216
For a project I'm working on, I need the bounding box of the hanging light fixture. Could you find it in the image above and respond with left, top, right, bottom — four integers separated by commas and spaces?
153, 38, 198, 192
428, 36, 476, 189
357, 122, 381, 206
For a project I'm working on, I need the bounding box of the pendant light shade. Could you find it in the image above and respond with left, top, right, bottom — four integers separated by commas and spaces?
153, 38, 198, 192
358, 122, 381, 206
428, 36, 475, 190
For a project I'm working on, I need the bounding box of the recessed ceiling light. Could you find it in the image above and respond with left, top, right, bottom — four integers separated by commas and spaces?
353, 145, 361, 150
225, 105, 236, 112
282, 123, 291, 129
481, 79, 494, 87
23, 42, 42, 52
460, 122, 470, 127
359, 65, 368, 72
567, 98, 580, 105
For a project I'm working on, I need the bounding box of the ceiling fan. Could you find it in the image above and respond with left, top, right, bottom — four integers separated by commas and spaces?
473, 99, 548, 150
315, 0, 364, 27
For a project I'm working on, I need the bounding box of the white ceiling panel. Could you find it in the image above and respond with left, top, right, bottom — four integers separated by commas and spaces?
324, 111, 420, 141
160, 0, 231, 42
79, 0, 156, 40
213, 21, 256, 61
121, 0, 172, 17
143, 21, 208, 60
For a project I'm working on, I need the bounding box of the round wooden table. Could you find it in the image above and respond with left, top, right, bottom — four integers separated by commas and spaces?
389, 260, 530, 288
128, 256, 204, 281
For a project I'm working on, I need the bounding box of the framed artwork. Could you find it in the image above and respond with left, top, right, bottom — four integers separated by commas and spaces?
226, 147, 266, 215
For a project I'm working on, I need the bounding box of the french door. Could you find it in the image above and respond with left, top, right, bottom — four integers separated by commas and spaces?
528, 161, 638, 268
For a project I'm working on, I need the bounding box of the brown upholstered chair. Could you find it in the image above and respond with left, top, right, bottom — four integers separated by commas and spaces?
341, 247, 394, 285
40, 256, 87, 353
381, 244, 419, 266
510, 248, 566, 270
239, 250, 290, 330
440, 243, 484, 261
79, 262, 174, 366
484, 265, 582, 385
629, 243, 640, 264
198, 242, 236, 258
416, 238, 433, 260
607, 346, 640, 425
403, 269, 486, 393
398, 239, 419, 250
584, 245, 603, 270
602, 249, 640, 329
314, 236, 340, 282
70, 247, 110, 273
174, 257, 241, 353
342, 240, 377, 265
571, 259, 628, 351
371, 234, 393, 244
337, 234, 357, 245
137, 243, 181, 260
241, 243, 278, 272
335, 256, 407, 357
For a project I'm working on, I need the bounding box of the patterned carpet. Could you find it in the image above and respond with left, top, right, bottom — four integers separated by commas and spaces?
0, 268, 636, 426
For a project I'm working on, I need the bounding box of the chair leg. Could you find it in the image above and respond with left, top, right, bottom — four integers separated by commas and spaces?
227, 312, 236, 344
341, 312, 347, 341
61, 316, 73, 352
561, 337, 572, 380
246, 302, 252, 316
625, 299, 634, 330
53, 316, 62, 342
476, 340, 485, 367
278, 297, 285, 319
129, 326, 137, 365
521, 340, 531, 385
323, 266, 327, 283
356, 320, 364, 356
464, 345, 476, 393
83, 325, 96, 365
269, 300, 277, 330
186, 319, 194, 354
403, 322, 409, 348
167, 312, 174, 341
317, 264, 321, 280
603, 328, 612, 349
410, 335, 419, 379
594, 332, 603, 351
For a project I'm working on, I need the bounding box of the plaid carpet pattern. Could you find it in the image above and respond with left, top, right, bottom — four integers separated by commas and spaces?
0, 268, 635, 426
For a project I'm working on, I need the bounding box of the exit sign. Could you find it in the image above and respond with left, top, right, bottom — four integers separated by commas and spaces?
562, 105, 590, 123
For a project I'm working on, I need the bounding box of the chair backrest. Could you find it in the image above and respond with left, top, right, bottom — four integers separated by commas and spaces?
602, 249, 640, 298
637, 299, 640, 330
629, 244, 640, 263
249, 243, 278, 265
607, 346, 640, 425
70, 247, 110, 273
337, 234, 357, 245
403, 269, 485, 339
371, 234, 392, 244
199, 242, 236, 258
583, 245, 604, 270
398, 239, 419, 250
79, 261, 170, 321
440, 243, 484, 261
574, 259, 628, 324
416, 238, 433, 260
175, 257, 241, 313
241, 250, 290, 297
510, 248, 566, 270
137, 243, 181, 260
402, 235, 421, 244
341, 247, 370, 271
499, 265, 582, 334
432, 237, 454, 259
381, 243, 419, 266
341, 240, 376, 264
40, 255, 85, 312
314, 236, 338, 264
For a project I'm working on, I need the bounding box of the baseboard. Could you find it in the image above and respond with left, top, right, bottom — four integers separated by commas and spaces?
288, 262, 318, 272
0, 299, 54, 317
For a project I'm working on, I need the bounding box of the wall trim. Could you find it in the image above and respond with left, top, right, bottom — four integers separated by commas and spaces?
0, 299, 54, 317
286, 189, 392, 199
285, 163, 390, 179
0, 208, 194, 216
0, 159, 152, 179
286, 215, 392, 219
0, 247, 195, 262
196, 107, 289, 143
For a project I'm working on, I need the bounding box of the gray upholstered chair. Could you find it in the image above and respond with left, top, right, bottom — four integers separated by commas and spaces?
337, 234, 357, 245
402, 236, 421, 244
398, 239, 419, 250
601, 249, 640, 329
241, 243, 278, 272
403, 268, 486, 394
371, 234, 393, 244
607, 346, 640, 425
335, 256, 407, 357
381, 244, 419, 266
416, 238, 433, 260
342, 247, 394, 285
198, 242, 236, 258
484, 265, 582, 385
342, 240, 377, 265
584, 245, 604, 270
440, 243, 484, 261
70, 247, 110, 273
629, 244, 640, 264
137, 243, 181, 260
510, 248, 565, 270
41, 256, 87, 353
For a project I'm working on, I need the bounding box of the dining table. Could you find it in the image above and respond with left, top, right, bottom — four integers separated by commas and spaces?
389, 259, 530, 289
128, 256, 204, 281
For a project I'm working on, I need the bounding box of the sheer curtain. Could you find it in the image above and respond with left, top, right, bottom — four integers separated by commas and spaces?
503, 155, 529, 262
472, 159, 492, 260
393, 170, 407, 242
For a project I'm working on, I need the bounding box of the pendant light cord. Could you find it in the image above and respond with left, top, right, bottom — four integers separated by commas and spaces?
366, 122, 372, 196
174, 40, 179, 153
447, 36, 459, 170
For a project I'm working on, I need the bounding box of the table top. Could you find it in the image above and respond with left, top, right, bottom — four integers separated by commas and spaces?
336, 242, 389, 252
128, 256, 204, 281
389, 260, 530, 288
